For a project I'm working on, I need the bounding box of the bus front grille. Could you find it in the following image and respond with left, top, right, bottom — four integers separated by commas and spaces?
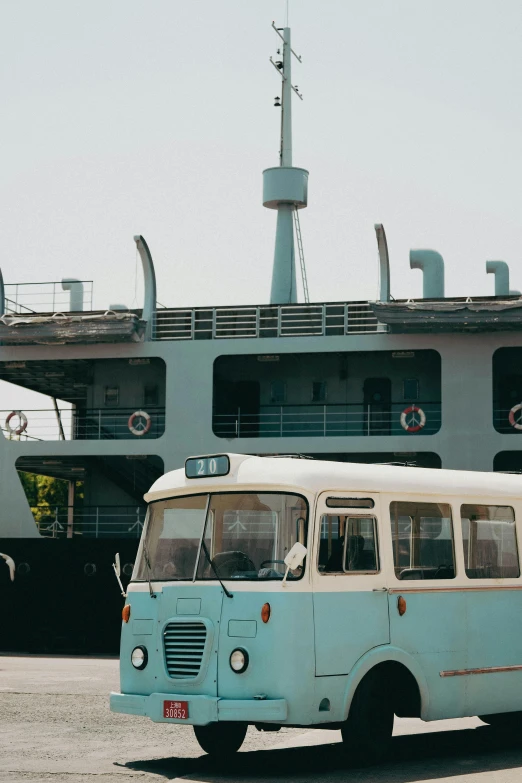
163, 622, 207, 679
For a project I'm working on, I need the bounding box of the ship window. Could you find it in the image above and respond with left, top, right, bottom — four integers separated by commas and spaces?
144, 384, 159, 406
403, 379, 419, 401
270, 381, 286, 404
390, 501, 455, 580
312, 381, 327, 403
104, 386, 119, 406
461, 505, 520, 579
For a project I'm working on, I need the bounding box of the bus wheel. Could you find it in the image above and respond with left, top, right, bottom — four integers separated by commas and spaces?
341, 673, 394, 766
480, 712, 522, 730
193, 722, 247, 757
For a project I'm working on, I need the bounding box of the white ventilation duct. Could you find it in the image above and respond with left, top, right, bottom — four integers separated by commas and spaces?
61, 279, 84, 312
410, 250, 445, 299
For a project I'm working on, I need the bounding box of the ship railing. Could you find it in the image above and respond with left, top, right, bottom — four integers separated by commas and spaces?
4, 281, 94, 314
35, 504, 146, 539
0, 407, 165, 441
494, 407, 522, 433
213, 401, 442, 438
1, 427, 42, 442
153, 301, 388, 340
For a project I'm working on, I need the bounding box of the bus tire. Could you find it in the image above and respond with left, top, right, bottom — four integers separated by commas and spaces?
341, 672, 394, 765
193, 722, 247, 757
479, 712, 522, 730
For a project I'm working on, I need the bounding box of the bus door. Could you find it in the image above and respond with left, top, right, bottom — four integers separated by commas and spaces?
312, 492, 390, 676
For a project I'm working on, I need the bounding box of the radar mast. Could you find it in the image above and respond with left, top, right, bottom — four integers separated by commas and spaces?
263, 22, 308, 304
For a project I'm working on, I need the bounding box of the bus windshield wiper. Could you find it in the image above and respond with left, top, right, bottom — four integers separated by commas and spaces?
200, 539, 233, 599
143, 542, 156, 599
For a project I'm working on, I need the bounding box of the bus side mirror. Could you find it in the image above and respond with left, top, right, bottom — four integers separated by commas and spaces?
112, 553, 126, 599
284, 542, 307, 570
0, 553, 15, 582
282, 543, 308, 587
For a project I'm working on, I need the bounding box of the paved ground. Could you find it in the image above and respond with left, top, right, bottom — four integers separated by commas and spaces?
1, 656, 522, 783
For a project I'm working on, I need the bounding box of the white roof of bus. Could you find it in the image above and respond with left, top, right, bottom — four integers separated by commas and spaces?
144, 454, 522, 502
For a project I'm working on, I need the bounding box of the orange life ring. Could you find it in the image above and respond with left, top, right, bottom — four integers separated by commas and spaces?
400, 405, 426, 433
508, 403, 522, 430
128, 410, 151, 437
5, 410, 28, 435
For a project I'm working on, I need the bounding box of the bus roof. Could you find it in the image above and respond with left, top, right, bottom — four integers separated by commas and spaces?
144, 454, 522, 503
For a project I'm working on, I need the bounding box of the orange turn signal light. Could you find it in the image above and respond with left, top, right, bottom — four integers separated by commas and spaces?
397, 596, 407, 616
261, 602, 271, 623
122, 604, 131, 623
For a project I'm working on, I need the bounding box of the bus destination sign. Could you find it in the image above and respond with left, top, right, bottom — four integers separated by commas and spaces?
185, 455, 230, 479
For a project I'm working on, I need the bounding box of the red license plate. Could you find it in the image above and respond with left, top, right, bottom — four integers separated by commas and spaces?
163, 700, 189, 720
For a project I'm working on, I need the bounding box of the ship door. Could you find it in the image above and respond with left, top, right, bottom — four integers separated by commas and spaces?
363, 378, 391, 435
312, 492, 390, 676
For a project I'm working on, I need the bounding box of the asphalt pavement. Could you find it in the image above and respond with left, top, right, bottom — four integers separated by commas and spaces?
1, 655, 522, 783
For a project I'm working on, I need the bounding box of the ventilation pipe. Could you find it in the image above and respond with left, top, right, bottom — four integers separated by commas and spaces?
374, 224, 390, 301
61, 279, 84, 311
486, 261, 510, 296
133, 235, 157, 341
410, 250, 445, 299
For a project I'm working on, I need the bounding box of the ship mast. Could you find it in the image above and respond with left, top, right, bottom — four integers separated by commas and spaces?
263, 23, 308, 304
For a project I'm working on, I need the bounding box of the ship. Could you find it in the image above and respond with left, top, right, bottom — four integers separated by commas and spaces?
1, 22, 522, 653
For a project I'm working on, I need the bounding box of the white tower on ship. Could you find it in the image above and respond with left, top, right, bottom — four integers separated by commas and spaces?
263, 23, 308, 304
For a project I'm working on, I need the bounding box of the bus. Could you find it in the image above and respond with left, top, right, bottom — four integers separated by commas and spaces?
110, 453, 522, 761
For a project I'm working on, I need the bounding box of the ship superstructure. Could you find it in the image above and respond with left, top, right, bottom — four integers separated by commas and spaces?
1, 23, 522, 652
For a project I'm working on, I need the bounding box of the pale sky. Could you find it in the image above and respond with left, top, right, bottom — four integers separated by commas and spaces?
1, 1, 522, 408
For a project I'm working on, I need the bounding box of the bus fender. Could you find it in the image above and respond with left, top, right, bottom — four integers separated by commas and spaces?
341, 645, 430, 721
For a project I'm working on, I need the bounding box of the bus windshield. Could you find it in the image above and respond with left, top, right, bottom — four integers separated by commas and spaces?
134, 492, 308, 581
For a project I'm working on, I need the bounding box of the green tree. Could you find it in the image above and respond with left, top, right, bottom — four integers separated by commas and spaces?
18, 471, 83, 529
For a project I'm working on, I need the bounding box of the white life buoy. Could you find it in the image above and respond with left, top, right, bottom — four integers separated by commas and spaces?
400, 405, 426, 433
508, 403, 522, 430
128, 410, 151, 437
5, 410, 28, 435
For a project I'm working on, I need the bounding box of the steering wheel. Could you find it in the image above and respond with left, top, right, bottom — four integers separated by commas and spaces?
260, 559, 286, 569
432, 564, 452, 579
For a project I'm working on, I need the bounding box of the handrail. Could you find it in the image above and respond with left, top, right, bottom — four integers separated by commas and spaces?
0, 407, 165, 441
153, 301, 387, 340
213, 401, 442, 438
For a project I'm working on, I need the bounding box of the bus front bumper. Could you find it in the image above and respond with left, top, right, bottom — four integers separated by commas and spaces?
110, 692, 288, 725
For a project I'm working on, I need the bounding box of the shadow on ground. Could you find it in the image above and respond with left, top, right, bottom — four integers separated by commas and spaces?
119, 725, 522, 782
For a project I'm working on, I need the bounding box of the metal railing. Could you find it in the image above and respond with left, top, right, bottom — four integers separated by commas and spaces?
0, 407, 165, 441
213, 402, 442, 438
36, 505, 146, 539
4, 281, 93, 314
494, 407, 522, 433
153, 301, 387, 340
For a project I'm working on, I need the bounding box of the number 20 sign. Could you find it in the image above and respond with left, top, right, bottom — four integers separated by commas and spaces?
185, 455, 230, 479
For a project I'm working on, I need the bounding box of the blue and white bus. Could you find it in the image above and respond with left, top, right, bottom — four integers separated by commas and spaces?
110, 453, 522, 760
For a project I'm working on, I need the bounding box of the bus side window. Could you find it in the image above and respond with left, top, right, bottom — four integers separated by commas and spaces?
461, 504, 520, 579
390, 501, 455, 581
318, 515, 379, 573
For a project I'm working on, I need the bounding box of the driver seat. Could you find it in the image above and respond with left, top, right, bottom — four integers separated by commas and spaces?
211, 550, 256, 578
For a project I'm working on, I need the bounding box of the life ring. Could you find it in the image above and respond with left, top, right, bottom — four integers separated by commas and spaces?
508, 403, 522, 430
128, 410, 151, 437
400, 405, 426, 433
5, 410, 28, 435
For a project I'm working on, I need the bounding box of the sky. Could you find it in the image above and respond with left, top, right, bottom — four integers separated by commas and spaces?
1, 0, 522, 408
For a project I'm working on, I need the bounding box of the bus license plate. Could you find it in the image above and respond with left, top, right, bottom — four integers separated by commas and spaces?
163, 700, 189, 720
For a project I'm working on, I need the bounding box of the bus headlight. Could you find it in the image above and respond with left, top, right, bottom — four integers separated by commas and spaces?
229, 648, 249, 673
131, 646, 148, 670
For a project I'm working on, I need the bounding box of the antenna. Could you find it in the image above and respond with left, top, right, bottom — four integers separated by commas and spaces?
263, 22, 308, 305
269, 21, 303, 166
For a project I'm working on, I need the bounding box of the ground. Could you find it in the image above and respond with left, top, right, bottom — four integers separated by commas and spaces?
1, 655, 522, 783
